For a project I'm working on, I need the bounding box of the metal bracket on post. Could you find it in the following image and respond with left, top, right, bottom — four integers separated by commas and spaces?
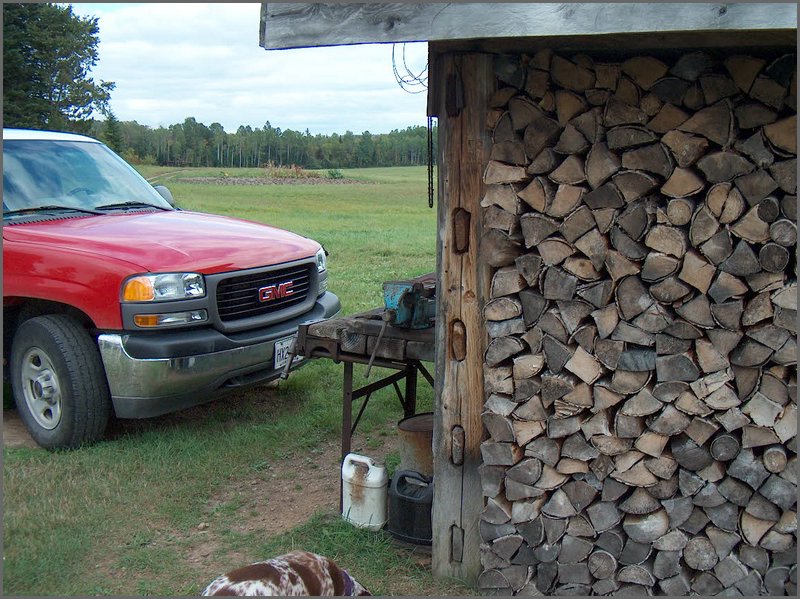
451, 525, 464, 563
451, 425, 465, 466
453, 208, 471, 254
451, 319, 467, 362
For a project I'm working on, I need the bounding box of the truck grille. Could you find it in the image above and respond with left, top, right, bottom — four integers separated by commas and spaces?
216, 264, 312, 322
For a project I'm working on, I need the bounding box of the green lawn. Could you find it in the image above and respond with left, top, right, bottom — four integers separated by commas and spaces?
144, 165, 437, 315
2, 167, 471, 595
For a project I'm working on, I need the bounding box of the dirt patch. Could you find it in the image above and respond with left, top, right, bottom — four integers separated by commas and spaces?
176, 176, 368, 186
176, 426, 406, 593
201, 429, 402, 537
2, 410, 39, 449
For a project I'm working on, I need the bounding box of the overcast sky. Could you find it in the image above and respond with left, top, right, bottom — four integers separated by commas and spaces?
70, 3, 430, 135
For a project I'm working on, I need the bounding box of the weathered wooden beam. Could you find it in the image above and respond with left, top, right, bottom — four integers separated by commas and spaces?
261, 3, 798, 50
432, 52, 493, 585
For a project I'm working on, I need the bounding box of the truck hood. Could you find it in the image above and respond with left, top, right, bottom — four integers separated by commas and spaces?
2, 211, 321, 274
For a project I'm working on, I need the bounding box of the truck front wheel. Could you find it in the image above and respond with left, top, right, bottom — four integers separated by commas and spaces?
10, 315, 111, 450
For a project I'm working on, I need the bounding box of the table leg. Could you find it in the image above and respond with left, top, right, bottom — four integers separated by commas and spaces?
404, 363, 417, 418
341, 361, 354, 512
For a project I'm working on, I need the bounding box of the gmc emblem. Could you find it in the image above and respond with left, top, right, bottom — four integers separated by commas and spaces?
259, 281, 294, 302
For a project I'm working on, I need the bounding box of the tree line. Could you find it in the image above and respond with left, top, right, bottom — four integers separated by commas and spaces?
90, 116, 435, 170
3, 3, 435, 171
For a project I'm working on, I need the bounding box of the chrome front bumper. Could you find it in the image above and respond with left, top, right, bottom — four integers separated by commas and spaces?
98, 293, 341, 418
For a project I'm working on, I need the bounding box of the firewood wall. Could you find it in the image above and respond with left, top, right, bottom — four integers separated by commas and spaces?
476, 47, 796, 596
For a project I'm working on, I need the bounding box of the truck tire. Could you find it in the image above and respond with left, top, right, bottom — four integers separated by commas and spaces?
10, 315, 111, 450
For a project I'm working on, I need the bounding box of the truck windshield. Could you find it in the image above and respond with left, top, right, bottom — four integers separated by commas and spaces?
3, 139, 173, 214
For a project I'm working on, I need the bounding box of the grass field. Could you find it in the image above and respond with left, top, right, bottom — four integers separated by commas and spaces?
144, 165, 438, 315
2, 167, 472, 595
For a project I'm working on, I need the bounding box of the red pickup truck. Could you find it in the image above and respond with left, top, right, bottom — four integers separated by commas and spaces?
3, 128, 340, 450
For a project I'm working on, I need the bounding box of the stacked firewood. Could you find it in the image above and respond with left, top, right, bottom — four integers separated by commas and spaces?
476, 48, 796, 596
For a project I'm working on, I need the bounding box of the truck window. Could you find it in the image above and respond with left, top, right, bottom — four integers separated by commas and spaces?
3, 140, 171, 212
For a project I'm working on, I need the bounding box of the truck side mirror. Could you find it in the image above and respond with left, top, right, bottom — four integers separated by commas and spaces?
153, 185, 176, 207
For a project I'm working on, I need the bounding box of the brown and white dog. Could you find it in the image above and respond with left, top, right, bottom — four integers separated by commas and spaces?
201, 550, 371, 596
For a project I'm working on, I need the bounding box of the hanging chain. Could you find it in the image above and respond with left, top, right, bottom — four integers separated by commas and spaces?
427, 115, 436, 208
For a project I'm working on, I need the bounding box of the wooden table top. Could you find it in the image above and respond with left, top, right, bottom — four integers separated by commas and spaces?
299, 308, 436, 363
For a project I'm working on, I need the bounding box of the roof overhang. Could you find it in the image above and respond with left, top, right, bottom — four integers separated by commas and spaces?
260, 3, 797, 50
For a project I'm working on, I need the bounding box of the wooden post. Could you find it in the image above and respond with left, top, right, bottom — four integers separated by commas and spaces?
432, 50, 493, 584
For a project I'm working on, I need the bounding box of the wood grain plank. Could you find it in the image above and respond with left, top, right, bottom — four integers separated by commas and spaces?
261, 3, 796, 49
431, 51, 493, 585
432, 49, 465, 581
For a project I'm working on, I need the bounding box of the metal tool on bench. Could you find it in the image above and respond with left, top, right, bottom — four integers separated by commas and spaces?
381, 274, 437, 330
279, 317, 326, 380
365, 274, 436, 377
279, 336, 298, 380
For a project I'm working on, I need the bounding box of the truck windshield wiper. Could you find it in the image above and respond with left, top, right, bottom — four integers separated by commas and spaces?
95, 201, 170, 212
3, 205, 104, 217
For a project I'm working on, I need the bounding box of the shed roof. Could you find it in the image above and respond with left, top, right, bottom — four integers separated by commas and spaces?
260, 3, 796, 50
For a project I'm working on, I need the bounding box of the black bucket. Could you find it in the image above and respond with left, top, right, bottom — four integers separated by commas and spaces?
387, 470, 433, 545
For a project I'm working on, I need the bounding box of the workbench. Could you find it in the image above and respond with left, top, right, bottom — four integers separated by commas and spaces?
294, 308, 436, 468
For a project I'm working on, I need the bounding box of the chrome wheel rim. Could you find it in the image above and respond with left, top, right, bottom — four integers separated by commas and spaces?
19, 346, 63, 430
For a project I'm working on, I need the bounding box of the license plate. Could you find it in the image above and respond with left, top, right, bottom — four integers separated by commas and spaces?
273, 335, 298, 370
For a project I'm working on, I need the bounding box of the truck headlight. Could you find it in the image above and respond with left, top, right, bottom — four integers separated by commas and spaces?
122, 273, 205, 302
316, 248, 327, 273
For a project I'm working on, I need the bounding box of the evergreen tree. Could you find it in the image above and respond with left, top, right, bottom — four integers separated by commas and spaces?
3, 3, 114, 131
102, 110, 124, 152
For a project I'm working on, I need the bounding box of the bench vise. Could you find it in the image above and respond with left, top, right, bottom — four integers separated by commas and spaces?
382, 274, 436, 329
